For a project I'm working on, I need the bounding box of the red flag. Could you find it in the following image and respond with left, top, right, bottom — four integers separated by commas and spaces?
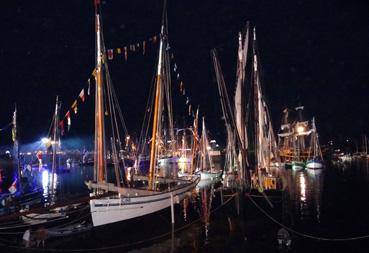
108, 49, 113, 60
59, 120, 65, 136
79, 88, 85, 102
124, 46, 128, 61
94, 0, 100, 10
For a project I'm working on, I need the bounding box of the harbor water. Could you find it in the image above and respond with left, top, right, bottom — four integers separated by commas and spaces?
1, 159, 369, 252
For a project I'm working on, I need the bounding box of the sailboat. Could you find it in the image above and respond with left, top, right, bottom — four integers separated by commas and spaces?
85, 0, 199, 227
195, 117, 222, 181
306, 117, 324, 169
249, 27, 281, 191
0, 106, 44, 216
278, 106, 313, 171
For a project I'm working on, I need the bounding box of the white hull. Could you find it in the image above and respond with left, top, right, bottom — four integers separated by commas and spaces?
306, 161, 323, 169
89, 177, 200, 227
292, 163, 304, 171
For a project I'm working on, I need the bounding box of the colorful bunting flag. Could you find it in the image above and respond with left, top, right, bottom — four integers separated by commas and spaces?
124, 46, 128, 61
72, 100, 78, 114
180, 81, 183, 93
79, 88, 85, 102
108, 49, 113, 60
66, 111, 71, 131
59, 121, 65, 136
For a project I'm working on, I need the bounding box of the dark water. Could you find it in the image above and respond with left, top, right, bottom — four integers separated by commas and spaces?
2, 160, 369, 252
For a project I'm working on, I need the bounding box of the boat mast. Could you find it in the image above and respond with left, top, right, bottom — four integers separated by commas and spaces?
12, 105, 21, 192
94, 0, 106, 184
148, 23, 165, 190
51, 96, 60, 198
190, 108, 199, 174
252, 27, 260, 173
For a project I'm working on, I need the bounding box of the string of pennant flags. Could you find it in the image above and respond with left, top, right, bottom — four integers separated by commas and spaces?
59, 82, 90, 136
58, 35, 195, 135
106, 34, 159, 61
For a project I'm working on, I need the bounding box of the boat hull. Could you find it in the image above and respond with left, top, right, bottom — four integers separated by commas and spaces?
90, 177, 200, 227
292, 161, 305, 171
306, 160, 323, 169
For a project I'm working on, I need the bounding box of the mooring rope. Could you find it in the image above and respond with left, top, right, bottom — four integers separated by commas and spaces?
246, 192, 369, 241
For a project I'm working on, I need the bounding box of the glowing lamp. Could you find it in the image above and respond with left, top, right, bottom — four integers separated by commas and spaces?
296, 126, 305, 134
41, 137, 50, 144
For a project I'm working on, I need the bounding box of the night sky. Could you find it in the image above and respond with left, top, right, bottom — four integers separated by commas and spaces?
0, 0, 368, 149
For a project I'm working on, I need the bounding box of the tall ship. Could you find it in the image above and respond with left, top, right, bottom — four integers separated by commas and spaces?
278, 106, 323, 170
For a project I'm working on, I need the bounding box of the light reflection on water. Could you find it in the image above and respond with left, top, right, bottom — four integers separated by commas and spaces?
29, 160, 369, 252
41, 169, 58, 200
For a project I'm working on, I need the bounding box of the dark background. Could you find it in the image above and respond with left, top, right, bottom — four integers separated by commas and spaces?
0, 0, 368, 149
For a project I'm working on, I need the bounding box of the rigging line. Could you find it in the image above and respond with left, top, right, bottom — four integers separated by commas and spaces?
0, 122, 12, 132
137, 45, 160, 156
245, 192, 369, 241
0, 192, 237, 252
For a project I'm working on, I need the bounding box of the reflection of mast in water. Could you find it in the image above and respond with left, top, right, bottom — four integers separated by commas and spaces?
307, 169, 324, 223
201, 184, 214, 244
182, 197, 188, 222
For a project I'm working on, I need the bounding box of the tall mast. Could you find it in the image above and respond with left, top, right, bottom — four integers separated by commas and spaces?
94, 0, 106, 183
12, 105, 21, 192
51, 96, 60, 198
148, 24, 165, 190
252, 27, 260, 172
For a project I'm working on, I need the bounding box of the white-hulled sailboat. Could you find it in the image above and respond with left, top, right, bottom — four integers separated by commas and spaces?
85, 0, 199, 227
306, 117, 324, 169
195, 117, 222, 181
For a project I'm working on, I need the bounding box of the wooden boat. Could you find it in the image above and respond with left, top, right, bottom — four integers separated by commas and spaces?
306, 118, 324, 169
85, 0, 199, 228
194, 117, 223, 181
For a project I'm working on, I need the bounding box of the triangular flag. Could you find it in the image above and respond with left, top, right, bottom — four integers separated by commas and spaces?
59, 120, 65, 136
66, 111, 71, 131
8, 179, 17, 194
108, 49, 113, 60
180, 81, 183, 93
124, 46, 128, 61
79, 88, 85, 102
72, 100, 78, 114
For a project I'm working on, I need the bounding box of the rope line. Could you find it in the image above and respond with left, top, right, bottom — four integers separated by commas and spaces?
246, 192, 369, 241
